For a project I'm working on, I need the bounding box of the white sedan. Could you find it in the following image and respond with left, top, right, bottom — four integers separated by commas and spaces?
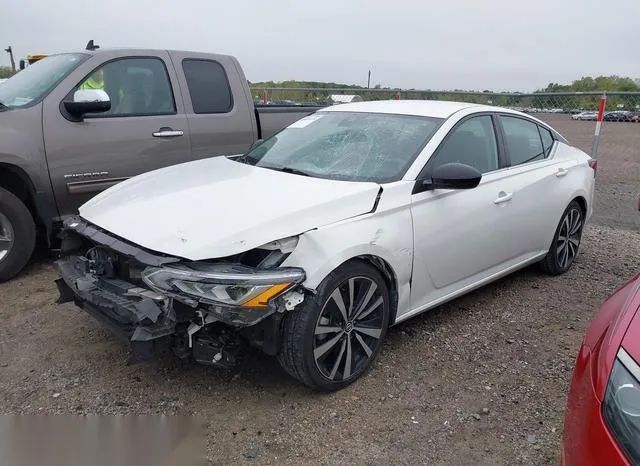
55, 100, 596, 391
572, 111, 598, 121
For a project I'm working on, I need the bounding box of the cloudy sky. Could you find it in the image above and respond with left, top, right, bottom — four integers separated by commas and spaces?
2, 0, 639, 91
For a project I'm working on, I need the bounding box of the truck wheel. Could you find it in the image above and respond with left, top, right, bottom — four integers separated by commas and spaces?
0, 187, 36, 282
278, 261, 390, 391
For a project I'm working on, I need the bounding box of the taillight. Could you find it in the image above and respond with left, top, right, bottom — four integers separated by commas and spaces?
637, 193, 640, 212
588, 159, 597, 176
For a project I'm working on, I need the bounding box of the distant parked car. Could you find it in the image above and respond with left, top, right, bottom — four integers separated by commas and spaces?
572, 111, 598, 121
563, 269, 640, 465
604, 111, 633, 122
55, 100, 597, 391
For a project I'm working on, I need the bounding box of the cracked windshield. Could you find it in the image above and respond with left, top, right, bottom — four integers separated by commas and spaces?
241, 112, 443, 182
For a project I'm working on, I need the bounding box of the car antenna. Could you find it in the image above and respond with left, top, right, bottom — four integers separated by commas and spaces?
85, 40, 100, 51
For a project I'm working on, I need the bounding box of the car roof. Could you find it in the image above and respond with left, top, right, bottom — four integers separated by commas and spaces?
318, 99, 569, 143
321, 99, 509, 119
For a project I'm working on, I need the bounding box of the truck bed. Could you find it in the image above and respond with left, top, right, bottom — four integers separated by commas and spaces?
255, 104, 326, 139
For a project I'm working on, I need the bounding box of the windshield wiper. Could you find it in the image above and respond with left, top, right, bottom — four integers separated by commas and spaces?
279, 167, 312, 177
0, 102, 9, 111
266, 166, 313, 177
236, 153, 257, 165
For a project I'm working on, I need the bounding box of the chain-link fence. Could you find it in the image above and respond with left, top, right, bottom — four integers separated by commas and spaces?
250, 87, 640, 115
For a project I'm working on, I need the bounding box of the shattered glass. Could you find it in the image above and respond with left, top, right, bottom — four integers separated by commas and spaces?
240, 112, 444, 183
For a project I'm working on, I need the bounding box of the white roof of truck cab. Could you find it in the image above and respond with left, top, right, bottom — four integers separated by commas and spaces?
322, 99, 490, 119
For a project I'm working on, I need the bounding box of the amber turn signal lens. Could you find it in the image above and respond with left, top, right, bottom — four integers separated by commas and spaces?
241, 283, 292, 308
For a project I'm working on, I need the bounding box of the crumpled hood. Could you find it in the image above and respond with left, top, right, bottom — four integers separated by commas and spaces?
79, 156, 381, 260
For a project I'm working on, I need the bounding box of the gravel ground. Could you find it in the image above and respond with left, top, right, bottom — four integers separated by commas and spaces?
1, 115, 639, 465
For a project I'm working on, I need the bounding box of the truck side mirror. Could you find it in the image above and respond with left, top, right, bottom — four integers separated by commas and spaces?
64, 89, 111, 119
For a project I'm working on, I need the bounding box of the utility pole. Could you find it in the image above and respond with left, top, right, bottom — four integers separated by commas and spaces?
4, 46, 16, 72
367, 70, 371, 89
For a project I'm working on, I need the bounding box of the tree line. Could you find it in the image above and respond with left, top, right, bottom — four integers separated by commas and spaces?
0, 66, 16, 79
250, 75, 640, 93
250, 75, 640, 110
541, 76, 639, 93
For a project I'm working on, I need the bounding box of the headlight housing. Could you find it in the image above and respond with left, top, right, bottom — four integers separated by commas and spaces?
602, 347, 640, 464
142, 262, 305, 308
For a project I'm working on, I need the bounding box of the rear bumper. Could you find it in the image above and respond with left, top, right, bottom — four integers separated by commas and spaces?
55, 255, 176, 361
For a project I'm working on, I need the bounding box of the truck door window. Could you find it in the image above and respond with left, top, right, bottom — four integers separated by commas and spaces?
73, 57, 176, 117
181, 59, 233, 114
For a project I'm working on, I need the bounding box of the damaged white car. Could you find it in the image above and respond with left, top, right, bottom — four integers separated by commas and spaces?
55, 100, 596, 391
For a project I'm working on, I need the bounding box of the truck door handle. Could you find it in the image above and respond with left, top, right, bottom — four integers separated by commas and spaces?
153, 127, 184, 138
556, 167, 569, 177
494, 191, 513, 204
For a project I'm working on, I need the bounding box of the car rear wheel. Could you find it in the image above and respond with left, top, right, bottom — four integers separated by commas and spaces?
540, 200, 584, 275
0, 187, 36, 282
278, 261, 390, 391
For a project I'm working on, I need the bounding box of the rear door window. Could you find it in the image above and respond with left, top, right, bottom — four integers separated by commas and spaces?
181, 59, 233, 114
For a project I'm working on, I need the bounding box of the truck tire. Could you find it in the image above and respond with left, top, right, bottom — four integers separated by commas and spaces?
278, 261, 390, 391
0, 187, 36, 282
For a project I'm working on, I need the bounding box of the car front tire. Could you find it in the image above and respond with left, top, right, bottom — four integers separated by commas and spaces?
540, 200, 584, 275
278, 261, 390, 391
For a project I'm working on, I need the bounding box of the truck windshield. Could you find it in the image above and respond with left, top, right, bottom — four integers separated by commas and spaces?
0, 53, 89, 109
239, 111, 444, 183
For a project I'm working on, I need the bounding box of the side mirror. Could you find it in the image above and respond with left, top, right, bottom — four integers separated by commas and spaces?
64, 89, 111, 119
421, 163, 482, 191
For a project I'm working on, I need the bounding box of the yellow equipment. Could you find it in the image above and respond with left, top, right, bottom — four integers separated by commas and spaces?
19, 53, 47, 70
26, 54, 47, 64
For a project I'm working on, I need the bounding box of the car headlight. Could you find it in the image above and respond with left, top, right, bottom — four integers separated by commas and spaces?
141, 262, 305, 308
602, 348, 640, 464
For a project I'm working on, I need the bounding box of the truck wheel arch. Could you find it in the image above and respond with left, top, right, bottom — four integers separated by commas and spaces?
0, 163, 53, 245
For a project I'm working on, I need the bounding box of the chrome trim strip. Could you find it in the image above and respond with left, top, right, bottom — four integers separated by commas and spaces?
66, 177, 129, 195
618, 347, 640, 382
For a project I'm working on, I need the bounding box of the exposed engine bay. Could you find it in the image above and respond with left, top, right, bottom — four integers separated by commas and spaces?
54, 216, 307, 368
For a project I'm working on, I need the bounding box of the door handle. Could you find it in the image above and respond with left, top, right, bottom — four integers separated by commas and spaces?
556, 167, 569, 177
153, 127, 184, 138
494, 191, 513, 204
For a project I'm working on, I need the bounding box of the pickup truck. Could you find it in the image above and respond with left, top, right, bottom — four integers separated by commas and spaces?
0, 43, 322, 282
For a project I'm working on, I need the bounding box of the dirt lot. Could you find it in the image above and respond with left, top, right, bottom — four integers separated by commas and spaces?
1, 115, 639, 465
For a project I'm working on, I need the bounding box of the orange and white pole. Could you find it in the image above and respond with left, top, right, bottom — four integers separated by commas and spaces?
591, 92, 607, 158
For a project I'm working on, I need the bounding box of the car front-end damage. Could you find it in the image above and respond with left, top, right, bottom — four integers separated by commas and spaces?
54, 216, 308, 369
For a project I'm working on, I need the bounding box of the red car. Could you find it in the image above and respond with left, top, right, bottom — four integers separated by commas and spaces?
562, 271, 640, 465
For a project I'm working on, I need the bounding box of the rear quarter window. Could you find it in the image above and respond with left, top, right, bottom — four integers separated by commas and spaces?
182, 59, 233, 114
538, 125, 555, 157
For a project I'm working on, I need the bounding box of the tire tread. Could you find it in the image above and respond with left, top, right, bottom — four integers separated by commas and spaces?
539, 200, 583, 276
0, 187, 36, 282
